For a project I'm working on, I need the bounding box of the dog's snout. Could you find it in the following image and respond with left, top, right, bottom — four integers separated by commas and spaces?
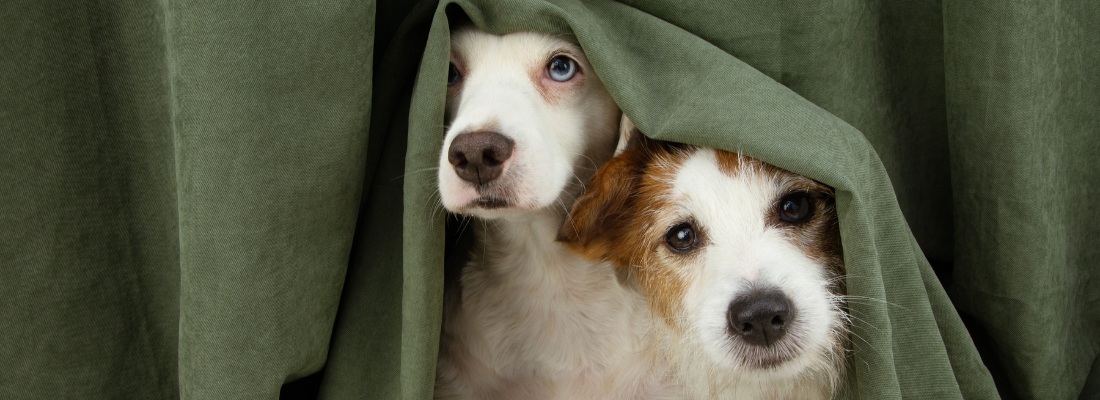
448, 131, 515, 186
727, 289, 793, 347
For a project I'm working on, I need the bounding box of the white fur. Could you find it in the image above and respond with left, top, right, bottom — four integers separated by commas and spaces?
435, 27, 676, 399
439, 27, 618, 218
659, 149, 845, 399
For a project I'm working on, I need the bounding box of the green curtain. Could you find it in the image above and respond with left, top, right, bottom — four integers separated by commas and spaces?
2, 1, 1096, 399
2, 1, 374, 398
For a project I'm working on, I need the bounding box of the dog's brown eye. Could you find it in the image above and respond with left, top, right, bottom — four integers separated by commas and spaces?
665, 223, 697, 252
778, 193, 813, 223
448, 63, 461, 86
547, 56, 576, 82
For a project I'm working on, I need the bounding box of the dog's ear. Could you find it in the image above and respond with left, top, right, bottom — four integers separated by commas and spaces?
558, 145, 646, 262
561, 115, 659, 262
613, 114, 653, 157
613, 114, 635, 156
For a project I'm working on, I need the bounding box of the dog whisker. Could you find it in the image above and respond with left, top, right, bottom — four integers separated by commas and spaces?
839, 313, 885, 337
836, 322, 881, 355
838, 295, 910, 311
394, 167, 441, 180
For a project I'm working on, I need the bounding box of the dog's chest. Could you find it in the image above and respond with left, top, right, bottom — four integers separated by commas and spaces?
460, 250, 639, 372
442, 238, 665, 398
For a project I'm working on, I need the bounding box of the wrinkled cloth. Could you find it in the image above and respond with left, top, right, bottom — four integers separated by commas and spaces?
2, 0, 1096, 399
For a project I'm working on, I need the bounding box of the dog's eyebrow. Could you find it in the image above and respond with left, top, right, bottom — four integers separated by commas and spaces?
547, 45, 585, 62
449, 50, 467, 66
772, 171, 829, 195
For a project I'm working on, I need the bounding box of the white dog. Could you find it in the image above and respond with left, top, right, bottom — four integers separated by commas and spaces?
561, 120, 849, 399
434, 26, 675, 399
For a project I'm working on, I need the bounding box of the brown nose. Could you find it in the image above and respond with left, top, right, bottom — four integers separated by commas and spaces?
448, 131, 514, 186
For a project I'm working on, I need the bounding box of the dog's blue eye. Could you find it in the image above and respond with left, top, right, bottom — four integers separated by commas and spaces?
779, 193, 813, 223
547, 56, 576, 82
448, 63, 461, 86
665, 222, 697, 252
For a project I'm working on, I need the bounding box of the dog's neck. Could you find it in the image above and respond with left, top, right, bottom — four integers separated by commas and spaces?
442, 205, 675, 398
474, 207, 583, 277
487, 207, 556, 241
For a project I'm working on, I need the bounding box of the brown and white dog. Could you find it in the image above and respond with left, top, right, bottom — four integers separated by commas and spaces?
560, 118, 849, 399
434, 26, 675, 399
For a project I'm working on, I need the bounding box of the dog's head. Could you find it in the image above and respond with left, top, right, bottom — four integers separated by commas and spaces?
561, 121, 847, 395
439, 26, 620, 219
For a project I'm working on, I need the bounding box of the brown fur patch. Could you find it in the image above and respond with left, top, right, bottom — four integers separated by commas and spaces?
715, 149, 844, 293
562, 137, 845, 333
714, 150, 745, 178
563, 138, 848, 394
763, 163, 845, 296
560, 132, 698, 325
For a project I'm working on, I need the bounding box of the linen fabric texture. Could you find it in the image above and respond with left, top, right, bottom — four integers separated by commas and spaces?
1, 0, 1096, 399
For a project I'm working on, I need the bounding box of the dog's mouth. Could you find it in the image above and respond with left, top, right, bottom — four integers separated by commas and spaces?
732, 341, 802, 370
467, 195, 512, 210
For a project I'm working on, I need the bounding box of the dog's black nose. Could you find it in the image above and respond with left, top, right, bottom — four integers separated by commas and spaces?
728, 289, 793, 347
448, 131, 514, 186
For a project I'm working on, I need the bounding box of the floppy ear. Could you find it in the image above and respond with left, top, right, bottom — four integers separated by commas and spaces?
559, 121, 649, 261
557, 154, 639, 256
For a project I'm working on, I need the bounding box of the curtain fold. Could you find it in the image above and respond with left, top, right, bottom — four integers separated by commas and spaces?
943, 2, 1100, 399
2, 0, 1096, 399
168, 1, 374, 398
2, 1, 180, 398
3, 1, 374, 398
391, 0, 998, 398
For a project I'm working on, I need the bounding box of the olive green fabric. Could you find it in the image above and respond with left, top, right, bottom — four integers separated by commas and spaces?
943, 2, 1100, 399
372, 0, 1092, 399
395, 0, 999, 398
2, 0, 1097, 399
1, 1, 374, 399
